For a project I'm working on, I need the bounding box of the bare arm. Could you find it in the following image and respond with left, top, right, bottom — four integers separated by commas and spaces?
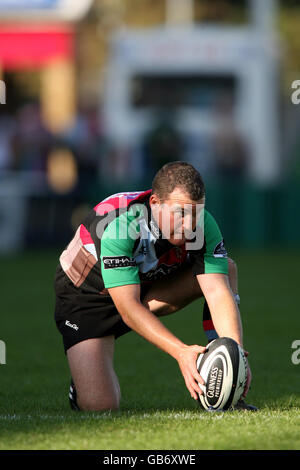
197, 272, 253, 396
197, 273, 243, 346
108, 283, 206, 400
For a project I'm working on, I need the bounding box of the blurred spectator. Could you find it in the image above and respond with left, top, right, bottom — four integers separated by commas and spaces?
0, 113, 16, 172
142, 114, 184, 178
212, 93, 249, 180
12, 102, 52, 172
184, 130, 215, 180
213, 125, 249, 180
60, 105, 107, 194
0, 100, 110, 201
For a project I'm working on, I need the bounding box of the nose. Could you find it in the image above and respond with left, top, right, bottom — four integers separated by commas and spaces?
183, 214, 194, 234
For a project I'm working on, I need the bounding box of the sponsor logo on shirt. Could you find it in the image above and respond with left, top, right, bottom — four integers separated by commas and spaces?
103, 256, 137, 269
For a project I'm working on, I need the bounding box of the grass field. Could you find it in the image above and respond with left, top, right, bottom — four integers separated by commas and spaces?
0, 247, 300, 451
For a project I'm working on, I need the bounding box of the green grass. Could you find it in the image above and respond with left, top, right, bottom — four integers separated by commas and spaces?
0, 248, 300, 450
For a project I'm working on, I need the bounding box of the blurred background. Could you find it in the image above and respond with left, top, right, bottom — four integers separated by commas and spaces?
0, 0, 300, 253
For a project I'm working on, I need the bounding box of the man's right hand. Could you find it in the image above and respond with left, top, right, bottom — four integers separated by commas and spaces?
175, 344, 207, 401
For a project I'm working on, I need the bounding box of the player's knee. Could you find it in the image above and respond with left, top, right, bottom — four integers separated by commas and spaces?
78, 393, 120, 412
73, 380, 121, 412
152, 303, 177, 316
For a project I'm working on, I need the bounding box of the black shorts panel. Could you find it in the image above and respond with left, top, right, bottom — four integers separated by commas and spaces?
54, 266, 147, 353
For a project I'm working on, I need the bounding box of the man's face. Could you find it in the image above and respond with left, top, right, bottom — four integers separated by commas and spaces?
150, 187, 205, 246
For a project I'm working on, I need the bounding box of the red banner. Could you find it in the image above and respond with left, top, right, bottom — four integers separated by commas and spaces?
0, 24, 74, 70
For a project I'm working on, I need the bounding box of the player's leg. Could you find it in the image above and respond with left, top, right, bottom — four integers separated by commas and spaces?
143, 257, 240, 342
65, 266, 202, 412
141, 264, 204, 317
67, 336, 120, 411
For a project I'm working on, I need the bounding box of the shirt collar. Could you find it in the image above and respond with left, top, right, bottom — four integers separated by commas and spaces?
144, 196, 162, 240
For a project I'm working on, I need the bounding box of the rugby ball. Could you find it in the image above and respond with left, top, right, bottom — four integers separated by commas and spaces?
196, 337, 247, 411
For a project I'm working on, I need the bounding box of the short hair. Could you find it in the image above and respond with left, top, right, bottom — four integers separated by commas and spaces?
152, 161, 205, 202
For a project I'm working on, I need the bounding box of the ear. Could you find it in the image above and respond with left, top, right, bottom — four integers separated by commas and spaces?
149, 193, 160, 206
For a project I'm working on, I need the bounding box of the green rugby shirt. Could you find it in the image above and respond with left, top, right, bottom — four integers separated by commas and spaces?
59, 190, 228, 293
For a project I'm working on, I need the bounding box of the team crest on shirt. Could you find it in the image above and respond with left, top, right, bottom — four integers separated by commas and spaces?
142, 263, 180, 281
149, 219, 160, 239
213, 239, 227, 258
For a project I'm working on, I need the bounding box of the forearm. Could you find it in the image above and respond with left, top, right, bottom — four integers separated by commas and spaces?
206, 288, 243, 346
115, 296, 186, 360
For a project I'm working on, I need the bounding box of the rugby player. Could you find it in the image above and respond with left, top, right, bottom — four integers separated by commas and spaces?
54, 161, 256, 411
